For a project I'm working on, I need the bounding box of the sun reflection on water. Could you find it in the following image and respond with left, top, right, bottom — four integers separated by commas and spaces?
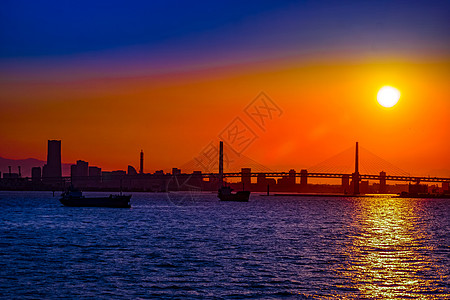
337, 197, 448, 299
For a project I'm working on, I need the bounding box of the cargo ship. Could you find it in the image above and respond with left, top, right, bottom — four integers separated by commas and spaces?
60, 186, 131, 208
218, 186, 250, 202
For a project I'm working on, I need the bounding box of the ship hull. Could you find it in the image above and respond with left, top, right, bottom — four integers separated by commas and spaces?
218, 191, 250, 202
59, 195, 131, 208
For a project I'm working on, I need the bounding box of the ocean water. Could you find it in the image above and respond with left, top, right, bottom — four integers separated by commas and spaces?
0, 191, 448, 299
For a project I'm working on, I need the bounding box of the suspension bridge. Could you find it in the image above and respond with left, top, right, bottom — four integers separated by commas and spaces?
210, 141, 449, 195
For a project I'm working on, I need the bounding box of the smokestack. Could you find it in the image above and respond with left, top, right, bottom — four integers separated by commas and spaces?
139, 150, 144, 174
219, 141, 223, 187
8, 166, 11, 175
18, 166, 21, 177
355, 142, 359, 174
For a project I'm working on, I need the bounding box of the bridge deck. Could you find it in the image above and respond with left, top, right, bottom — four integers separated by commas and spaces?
15, 172, 450, 183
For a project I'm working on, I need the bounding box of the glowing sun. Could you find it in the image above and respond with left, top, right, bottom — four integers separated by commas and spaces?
377, 86, 400, 108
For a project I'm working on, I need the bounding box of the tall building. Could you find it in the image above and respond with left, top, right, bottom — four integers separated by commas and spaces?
42, 140, 62, 180
71, 160, 89, 186
89, 166, 102, 185
78, 160, 89, 177
89, 166, 102, 178
32, 167, 41, 183
288, 169, 296, 186
71, 160, 88, 179
241, 168, 251, 189
443, 181, 449, 193
300, 169, 308, 186
341, 174, 350, 193
139, 150, 144, 174
257, 173, 267, 186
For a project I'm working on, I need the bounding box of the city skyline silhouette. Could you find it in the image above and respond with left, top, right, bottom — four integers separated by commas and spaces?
1, 139, 448, 196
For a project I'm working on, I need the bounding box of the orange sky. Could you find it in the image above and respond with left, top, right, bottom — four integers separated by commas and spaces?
1, 56, 449, 176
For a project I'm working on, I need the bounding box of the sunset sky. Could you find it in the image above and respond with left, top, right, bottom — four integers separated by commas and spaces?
1, 0, 449, 176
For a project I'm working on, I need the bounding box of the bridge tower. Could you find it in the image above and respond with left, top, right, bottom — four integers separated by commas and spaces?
219, 141, 224, 188
352, 142, 360, 195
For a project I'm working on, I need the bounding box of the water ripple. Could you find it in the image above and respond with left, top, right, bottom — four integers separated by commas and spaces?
0, 192, 448, 299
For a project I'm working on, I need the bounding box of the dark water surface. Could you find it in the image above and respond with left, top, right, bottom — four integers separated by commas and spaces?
0, 191, 448, 299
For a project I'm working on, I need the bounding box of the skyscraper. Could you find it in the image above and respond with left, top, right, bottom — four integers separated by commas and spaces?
32, 167, 41, 183
42, 140, 62, 179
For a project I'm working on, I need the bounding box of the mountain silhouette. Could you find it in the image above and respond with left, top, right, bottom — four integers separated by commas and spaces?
0, 157, 71, 177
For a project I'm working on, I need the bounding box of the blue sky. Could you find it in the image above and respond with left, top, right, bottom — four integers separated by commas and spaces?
1, 0, 449, 61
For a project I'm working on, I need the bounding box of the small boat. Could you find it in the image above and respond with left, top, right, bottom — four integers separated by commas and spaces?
60, 186, 131, 208
218, 186, 250, 202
